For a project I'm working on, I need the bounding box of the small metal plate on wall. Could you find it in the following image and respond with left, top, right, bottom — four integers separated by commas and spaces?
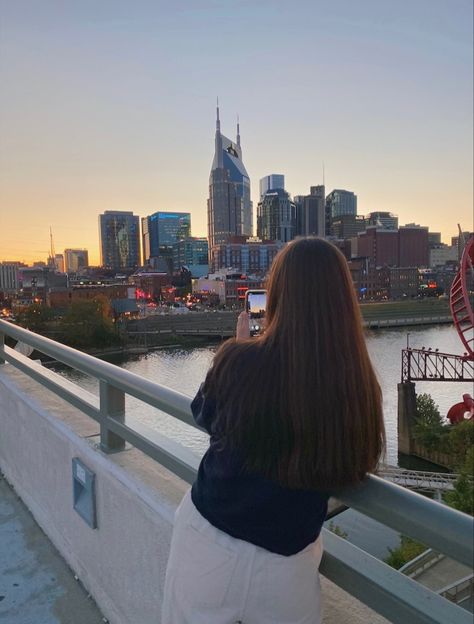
72, 457, 97, 529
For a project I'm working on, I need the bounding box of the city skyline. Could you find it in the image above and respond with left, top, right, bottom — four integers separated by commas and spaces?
1, 1, 472, 264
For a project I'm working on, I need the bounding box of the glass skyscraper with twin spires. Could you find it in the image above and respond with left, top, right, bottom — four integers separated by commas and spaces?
207, 104, 253, 252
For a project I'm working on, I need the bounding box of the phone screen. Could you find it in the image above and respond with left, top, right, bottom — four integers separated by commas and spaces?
246, 291, 267, 318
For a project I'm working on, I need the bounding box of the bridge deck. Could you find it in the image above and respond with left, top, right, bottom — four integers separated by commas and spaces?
0, 474, 104, 624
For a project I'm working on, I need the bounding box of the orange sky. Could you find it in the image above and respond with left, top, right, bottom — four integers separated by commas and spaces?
1, 1, 472, 266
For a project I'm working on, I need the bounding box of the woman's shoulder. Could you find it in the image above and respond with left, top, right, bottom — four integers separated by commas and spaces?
215, 337, 264, 365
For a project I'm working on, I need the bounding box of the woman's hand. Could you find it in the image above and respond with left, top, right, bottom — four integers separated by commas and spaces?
236, 311, 250, 340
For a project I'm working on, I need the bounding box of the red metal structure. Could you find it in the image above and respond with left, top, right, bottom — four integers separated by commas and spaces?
449, 235, 474, 360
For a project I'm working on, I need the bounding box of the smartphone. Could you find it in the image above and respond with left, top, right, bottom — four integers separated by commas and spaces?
245, 289, 267, 336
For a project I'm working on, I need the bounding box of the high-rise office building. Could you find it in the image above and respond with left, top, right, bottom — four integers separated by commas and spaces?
64, 249, 89, 273
0, 262, 22, 293
259, 174, 285, 200
208, 104, 253, 253
257, 189, 296, 243
326, 189, 357, 220
295, 186, 326, 238
142, 212, 191, 263
99, 211, 140, 270
173, 237, 209, 277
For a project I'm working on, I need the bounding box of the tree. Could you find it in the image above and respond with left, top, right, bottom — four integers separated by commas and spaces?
59, 299, 120, 349
17, 304, 54, 334
444, 446, 474, 516
412, 393, 447, 451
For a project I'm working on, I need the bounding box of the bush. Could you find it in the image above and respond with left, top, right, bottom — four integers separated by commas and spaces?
444, 446, 474, 515
384, 536, 427, 569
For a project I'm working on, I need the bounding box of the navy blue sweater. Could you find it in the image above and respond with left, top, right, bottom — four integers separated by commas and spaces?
190, 386, 329, 556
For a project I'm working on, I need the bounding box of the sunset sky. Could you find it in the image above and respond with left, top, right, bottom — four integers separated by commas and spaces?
1, 0, 472, 265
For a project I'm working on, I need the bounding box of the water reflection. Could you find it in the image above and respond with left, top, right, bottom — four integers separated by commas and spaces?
51, 324, 470, 465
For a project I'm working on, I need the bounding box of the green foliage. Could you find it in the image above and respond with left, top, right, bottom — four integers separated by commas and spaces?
444, 446, 474, 516
17, 304, 54, 334
442, 420, 474, 469
58, 299, 120, 349
328, 522, 348, 539
412, 394, 447, 451
384, 536, 426, 569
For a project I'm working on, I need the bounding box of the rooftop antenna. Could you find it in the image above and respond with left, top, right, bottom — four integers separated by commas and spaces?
49, 226, 55, 263
237, 114, 241, 147
216, 96, 220, 132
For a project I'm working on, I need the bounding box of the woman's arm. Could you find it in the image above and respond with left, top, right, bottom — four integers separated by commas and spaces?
191, 383, 217, 435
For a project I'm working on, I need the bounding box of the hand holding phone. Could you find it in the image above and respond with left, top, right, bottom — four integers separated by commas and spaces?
244, 290, 267, 336
236, 311, 251, 340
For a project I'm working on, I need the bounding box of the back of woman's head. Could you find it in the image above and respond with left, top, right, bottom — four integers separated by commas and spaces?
206, 237, 385, 491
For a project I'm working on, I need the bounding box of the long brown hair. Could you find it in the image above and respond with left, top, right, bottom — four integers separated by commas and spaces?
204, 237, 385, 490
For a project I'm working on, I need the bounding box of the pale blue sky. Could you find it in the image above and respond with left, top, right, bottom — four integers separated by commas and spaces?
0, 0, 472, 263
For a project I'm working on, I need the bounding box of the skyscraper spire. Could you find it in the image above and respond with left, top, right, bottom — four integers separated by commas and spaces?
236, 114, 240, 147
216, 96, 220, 133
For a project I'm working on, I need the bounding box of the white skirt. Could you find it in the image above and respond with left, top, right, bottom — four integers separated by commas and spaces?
162, 489, 322, 624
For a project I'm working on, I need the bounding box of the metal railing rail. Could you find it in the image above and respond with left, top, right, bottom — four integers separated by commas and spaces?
398, 548, 445, 578
439, 574, 474, 605
0, 320, 473, 624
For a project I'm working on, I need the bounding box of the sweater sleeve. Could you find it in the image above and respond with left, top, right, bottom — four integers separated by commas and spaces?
191, 383, 217, 435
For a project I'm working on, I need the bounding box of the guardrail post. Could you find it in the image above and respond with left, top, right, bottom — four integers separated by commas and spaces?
0, 330, 5, 364
99, 380, 126, 452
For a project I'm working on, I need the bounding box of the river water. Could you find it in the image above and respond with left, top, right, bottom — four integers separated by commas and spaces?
51, 323, 470, 558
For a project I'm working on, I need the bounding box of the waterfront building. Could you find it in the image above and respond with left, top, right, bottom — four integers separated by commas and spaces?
129, 271, 170, 302
64, 249, 89, 273
294, 186, 326, 238
209, 237, 283, 274
357, 227, 399, 267
142, 212, 191, 263
193, 272, 264, 306
99, 211, 140, 271
399, 224, 429, 268
366, 211, 398, 230
259, 174, 285, 199
207, 104, 253, 253
172, 237, 208, 278
257, 189, 296, 243
19, 267, 68, 304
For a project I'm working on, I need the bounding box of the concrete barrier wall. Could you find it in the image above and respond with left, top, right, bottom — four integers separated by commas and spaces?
0, 364, 188, 624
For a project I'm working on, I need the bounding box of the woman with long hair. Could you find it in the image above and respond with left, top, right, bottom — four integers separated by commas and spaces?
162, 237, 385, 624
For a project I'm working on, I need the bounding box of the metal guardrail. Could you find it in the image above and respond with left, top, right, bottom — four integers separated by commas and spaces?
0, 319, 473, 624
440, 574, 474, 605
398, 548, 445, 578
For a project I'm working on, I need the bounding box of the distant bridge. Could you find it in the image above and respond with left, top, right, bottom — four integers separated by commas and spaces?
380, 467, 459, 493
